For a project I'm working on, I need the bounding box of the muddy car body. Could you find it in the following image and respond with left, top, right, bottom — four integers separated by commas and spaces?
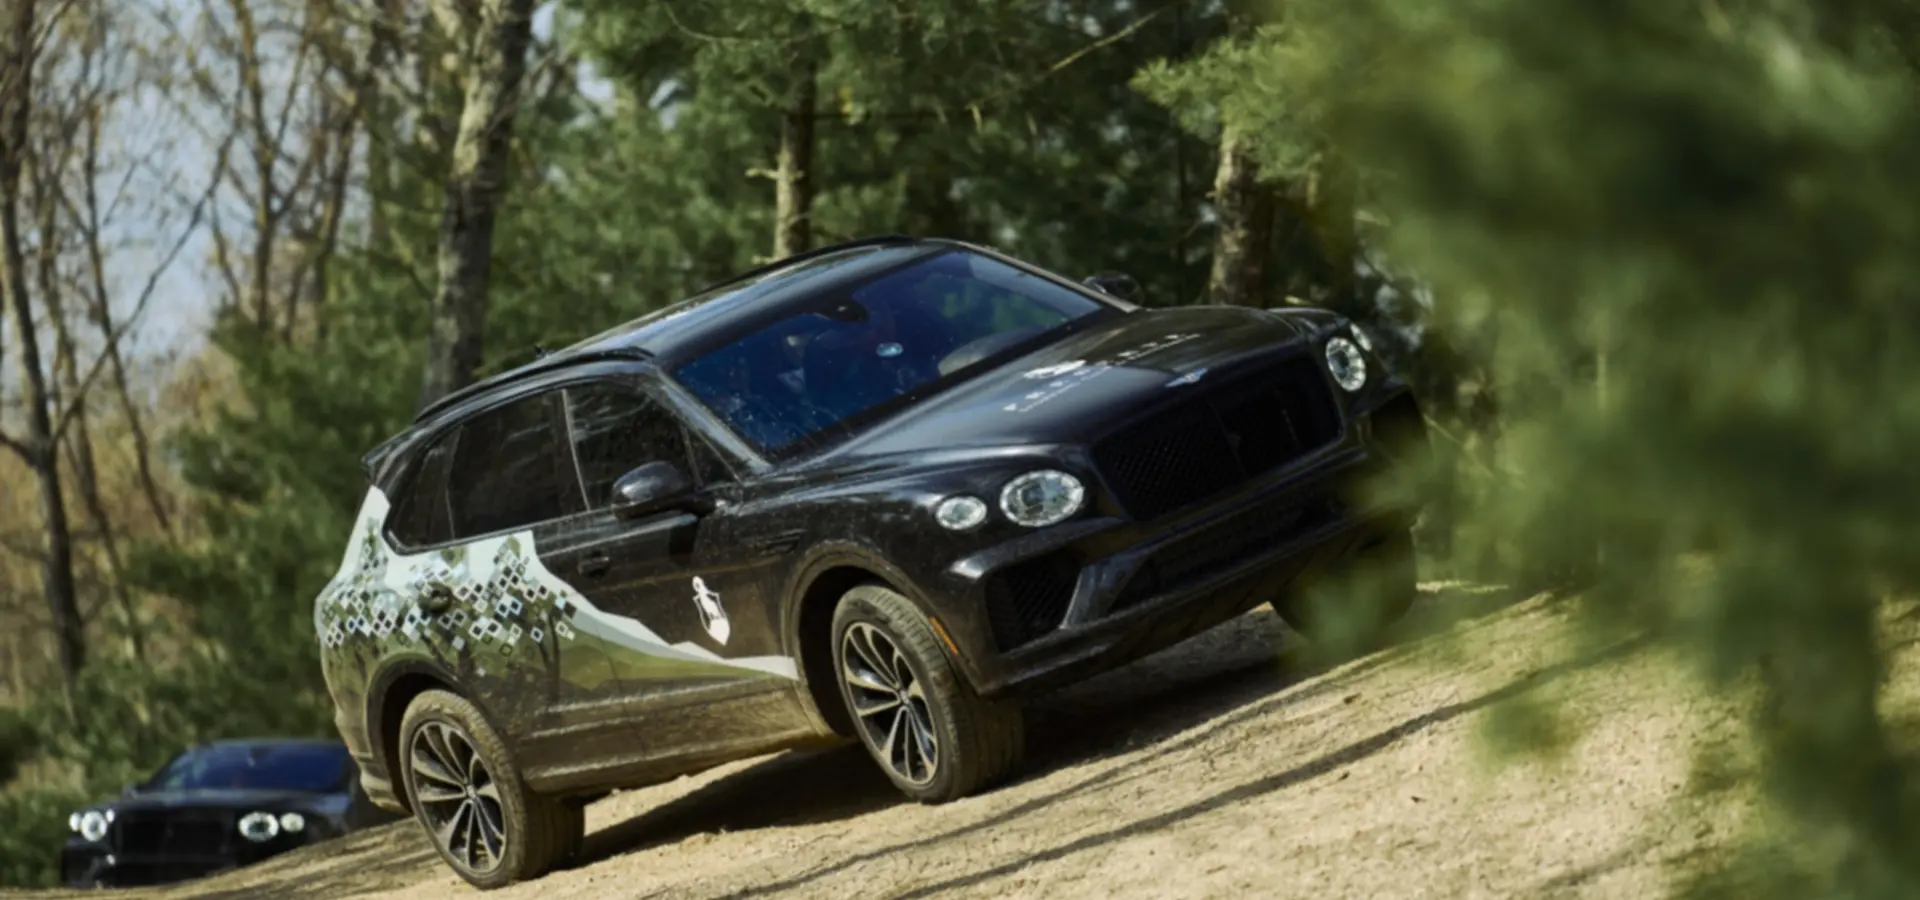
315, 236, 1428, 888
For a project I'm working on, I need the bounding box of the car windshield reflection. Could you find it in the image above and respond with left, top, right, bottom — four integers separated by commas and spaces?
142, 743, 351, 794
671, 250, 1106, 455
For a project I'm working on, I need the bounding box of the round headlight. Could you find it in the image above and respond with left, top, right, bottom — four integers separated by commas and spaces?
999, 470, 1085, 528
1349, 324, 1375, 353
279, 812, 306, 834
238, 811, 280, 843
934, 495, 988, 531
1325, 336, 1367, 392
77, 810, 110, 843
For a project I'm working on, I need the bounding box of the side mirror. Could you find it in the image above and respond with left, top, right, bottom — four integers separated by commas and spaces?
609, 461, 701, 520
1082, 272, 1141, 301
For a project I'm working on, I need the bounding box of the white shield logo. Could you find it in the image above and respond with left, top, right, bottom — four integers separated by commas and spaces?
692, 576, 730, 645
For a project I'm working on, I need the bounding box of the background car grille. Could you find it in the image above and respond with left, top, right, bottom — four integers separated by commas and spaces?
113, 810, 233, 857
1093, 355, 1341, 522
983, 550, 1081, 651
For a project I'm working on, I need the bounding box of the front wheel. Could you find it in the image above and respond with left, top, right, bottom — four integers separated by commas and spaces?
1274, 527, 1419, 647
398, 690, 583, 889
831, 585, 1025, 803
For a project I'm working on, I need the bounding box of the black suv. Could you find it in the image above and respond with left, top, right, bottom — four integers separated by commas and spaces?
61, 739, 392, 887
315, 236, 1427, 888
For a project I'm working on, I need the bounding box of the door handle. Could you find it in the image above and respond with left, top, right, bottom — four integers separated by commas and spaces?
420, 584, 454, 615
578, 551, 612, 578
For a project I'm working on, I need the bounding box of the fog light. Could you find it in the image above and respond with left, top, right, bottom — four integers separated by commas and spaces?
934, 495, 988, 531
279, 812, 306, 834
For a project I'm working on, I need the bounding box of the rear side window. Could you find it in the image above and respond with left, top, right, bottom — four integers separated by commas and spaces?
562, 384, 693, 510
446, 394, 569, 538
386, 436, 455, 548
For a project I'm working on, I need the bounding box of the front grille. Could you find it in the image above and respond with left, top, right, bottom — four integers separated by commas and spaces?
1094, 355, 1341, 522
1113, 490, 1344, 612
983, 550, 1081, 651
114, 810, 233, 857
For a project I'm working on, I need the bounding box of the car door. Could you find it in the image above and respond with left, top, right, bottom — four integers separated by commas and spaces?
422, 389, 634, 768
545, 377, 804, 768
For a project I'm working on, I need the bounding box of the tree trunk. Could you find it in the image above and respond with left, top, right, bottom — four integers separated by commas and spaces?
773, 40, 817, 259
77, 105, 173, 536
1206, 125, 1277, 307
417, 0, 538, 410
0, 0, 86, 693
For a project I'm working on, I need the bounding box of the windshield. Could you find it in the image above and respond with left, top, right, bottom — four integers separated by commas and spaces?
144, 743, 351, 794
672, 251, 1108, 454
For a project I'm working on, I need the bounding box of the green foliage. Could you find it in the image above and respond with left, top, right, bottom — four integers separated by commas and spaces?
0, 788, 88, 888
1148, 0, 1920, 894
0, 708, 34, 784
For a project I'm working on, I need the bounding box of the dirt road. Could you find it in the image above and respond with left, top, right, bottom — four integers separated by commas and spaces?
30, 589, 1753, 899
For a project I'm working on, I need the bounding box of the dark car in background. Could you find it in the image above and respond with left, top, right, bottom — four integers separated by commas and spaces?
61, 738, 393, 888
315, 235, 1429, 889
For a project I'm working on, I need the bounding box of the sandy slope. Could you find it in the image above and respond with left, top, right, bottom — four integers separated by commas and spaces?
16, 589, 1758, 900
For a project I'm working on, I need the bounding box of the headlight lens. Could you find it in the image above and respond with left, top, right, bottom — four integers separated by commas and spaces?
1325, 336, 1367, 392
279, 812, 306, 834
999, 470, 1085, 528
934, 495, 988, 531
1349, 324, 1375, 353
76, 810, 110, 843
238, 811, 280, 842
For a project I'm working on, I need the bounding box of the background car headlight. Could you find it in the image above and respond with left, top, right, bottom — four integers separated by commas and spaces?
1325, 336, 1368, 392
75, 810, 109, 843
999, 470, 1085, 527
238, 811, 280, 842
934, 495, 988, 531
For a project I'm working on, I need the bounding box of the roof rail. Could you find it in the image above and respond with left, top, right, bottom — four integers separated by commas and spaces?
409, 346, 650, 426
691, 233, 920, 296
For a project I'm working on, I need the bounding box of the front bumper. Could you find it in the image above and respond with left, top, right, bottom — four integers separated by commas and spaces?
935, 388, 1422, 700
61, 833, 320, 888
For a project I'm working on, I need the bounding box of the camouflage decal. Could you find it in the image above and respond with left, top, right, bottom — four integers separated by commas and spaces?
315, 489, 798, 680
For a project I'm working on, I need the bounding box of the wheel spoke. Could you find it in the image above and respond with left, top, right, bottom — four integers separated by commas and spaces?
851, 693, 902, 719
462, 802, 484, 868
846, 627, 892, 687
841, 661, 893, 695
423, 725, 462, 782
433, 799, 470, 850
410, 752, 463, 790
880, 707, 903, 766
414, 781, 465, 806
474, 780, 501, 803
475, 800, 506, 861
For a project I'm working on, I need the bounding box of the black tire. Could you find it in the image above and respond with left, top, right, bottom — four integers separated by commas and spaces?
831, 585, 1024, 803
398, 690, 583, 890
1274, 527, 1419, 640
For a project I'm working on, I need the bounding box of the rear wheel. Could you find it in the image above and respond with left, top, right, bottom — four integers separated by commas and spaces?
831, 585, 1025, 803
398, 690, 582, 889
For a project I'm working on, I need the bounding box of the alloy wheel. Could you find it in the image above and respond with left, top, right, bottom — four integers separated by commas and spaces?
840, 621, 941, 785
408, 721, 507, 874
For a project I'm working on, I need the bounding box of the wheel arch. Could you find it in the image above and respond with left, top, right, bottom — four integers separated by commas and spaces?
364, 658, 462, 814
783, 542, 934, 737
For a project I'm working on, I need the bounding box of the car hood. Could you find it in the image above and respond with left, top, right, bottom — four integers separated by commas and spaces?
820, 304, 1312, 460
100, 788, 343, 815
